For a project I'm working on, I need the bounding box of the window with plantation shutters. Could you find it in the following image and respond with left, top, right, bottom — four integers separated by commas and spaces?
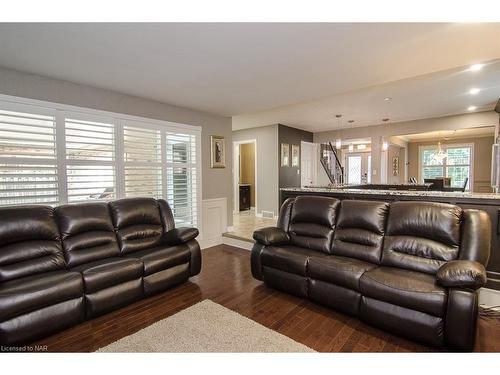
65, 116, 116, 202
123, 124, 162, 198
0, 106, 59, 205
166, 132, 198, 227
0, 96, 201, 234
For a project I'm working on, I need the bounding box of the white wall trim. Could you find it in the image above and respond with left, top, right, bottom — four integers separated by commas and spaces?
222, 236, 254, 251
199, 237, 223, 250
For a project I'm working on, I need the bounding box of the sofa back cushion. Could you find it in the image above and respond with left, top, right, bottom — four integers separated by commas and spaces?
382, 201, 462, 274
332, 200, 389, 263
289, 196, 340, 254
109, 198, 163, 254
55, 202, 120, 267
0, 205, 64, 282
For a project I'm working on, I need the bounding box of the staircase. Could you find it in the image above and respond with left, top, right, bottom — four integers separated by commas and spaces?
320, 142, 344, 185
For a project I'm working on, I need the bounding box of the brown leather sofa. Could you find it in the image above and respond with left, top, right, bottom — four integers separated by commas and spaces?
251, 196, 491, 350
0, 197, 201, 346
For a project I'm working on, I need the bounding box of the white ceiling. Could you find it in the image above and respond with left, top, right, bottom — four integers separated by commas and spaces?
0, 23, 499, 129
234, 59, 500, 131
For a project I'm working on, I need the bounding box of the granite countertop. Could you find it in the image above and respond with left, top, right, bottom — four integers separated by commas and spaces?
281, 186, 500, 200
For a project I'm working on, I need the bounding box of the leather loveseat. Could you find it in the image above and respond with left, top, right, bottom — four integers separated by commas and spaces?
0, 197, 201, 346
251, 196, 491, 350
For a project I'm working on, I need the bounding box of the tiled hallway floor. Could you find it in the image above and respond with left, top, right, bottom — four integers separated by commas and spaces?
224, 209, 276, 242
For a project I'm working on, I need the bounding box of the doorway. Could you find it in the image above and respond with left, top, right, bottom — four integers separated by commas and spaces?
346, 153, 371, 184
232, 140, 257, 214
301, 141, 318, 187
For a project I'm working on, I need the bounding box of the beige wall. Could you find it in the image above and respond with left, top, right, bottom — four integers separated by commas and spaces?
239, 143, 256, 207
233, 125, 279, 216
0, 66, 234, 225
407, 136, 494, 192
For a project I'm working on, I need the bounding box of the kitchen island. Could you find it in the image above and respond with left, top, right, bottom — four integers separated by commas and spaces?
281, 186, 500, 290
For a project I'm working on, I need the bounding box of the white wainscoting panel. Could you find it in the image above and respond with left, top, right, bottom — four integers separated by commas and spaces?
200, 198, 228, 249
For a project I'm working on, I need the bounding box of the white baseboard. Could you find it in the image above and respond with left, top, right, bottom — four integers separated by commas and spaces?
199, 236, 223, 250
222, 236, 253, 250
479, 287, 500, 309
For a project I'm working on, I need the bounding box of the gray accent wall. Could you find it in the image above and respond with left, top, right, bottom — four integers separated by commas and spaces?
0, 67, 233, 225
233, 124, 279, 217
278, 124, 313, 189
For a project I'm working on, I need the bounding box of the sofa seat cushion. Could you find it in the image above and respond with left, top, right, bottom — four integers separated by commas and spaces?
125, 244, 191, 276
359, 266, 447, 317
71, 257, 143, 294
261, 245, 327, 276
308, 255, 376, 291
0, 270, 83, 321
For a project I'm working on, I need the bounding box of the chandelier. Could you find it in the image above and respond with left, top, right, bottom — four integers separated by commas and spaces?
431, 141, 447, 163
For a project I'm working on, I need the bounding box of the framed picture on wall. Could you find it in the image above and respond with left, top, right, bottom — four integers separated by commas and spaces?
292, 144, 300, 167
281, 143, 290, 167
210, 135, 226, 168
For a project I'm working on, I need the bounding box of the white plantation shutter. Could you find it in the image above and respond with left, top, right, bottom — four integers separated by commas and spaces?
0, 96, 202, 234
0, 107, 59, 205
123, 124, 162, 198
64, 115, 116, 202
166, 132, 198, 227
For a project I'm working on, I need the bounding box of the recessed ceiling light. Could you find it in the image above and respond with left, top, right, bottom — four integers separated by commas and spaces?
468, 106, 477, 111
469, 64, 483, 72
469, 88, 480, 95
384, 97, 392, 101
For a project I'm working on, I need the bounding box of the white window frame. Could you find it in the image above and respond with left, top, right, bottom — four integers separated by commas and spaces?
0, 94, 202, 231
418, 143, 474, 191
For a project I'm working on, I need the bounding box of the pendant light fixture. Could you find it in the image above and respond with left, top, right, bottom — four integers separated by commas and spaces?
335, 114, 342, 149
347, 119, 355, 152
431, 140, 447, 163
382, 118, 389, 151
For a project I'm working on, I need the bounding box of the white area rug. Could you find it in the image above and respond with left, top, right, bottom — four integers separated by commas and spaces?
97, 299, 315, 352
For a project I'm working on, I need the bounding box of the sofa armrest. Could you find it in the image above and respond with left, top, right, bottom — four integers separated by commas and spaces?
163, 227, 199, 246
436, 260, 487, 290
253, 227, 290, 246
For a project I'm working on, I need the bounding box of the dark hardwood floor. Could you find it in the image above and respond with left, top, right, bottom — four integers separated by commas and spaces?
35, 245, 500, 352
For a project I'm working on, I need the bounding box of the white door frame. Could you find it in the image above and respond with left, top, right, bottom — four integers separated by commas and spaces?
300, 141, 318, 187
346, 152, 371, 184
233, 139, 258, 213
